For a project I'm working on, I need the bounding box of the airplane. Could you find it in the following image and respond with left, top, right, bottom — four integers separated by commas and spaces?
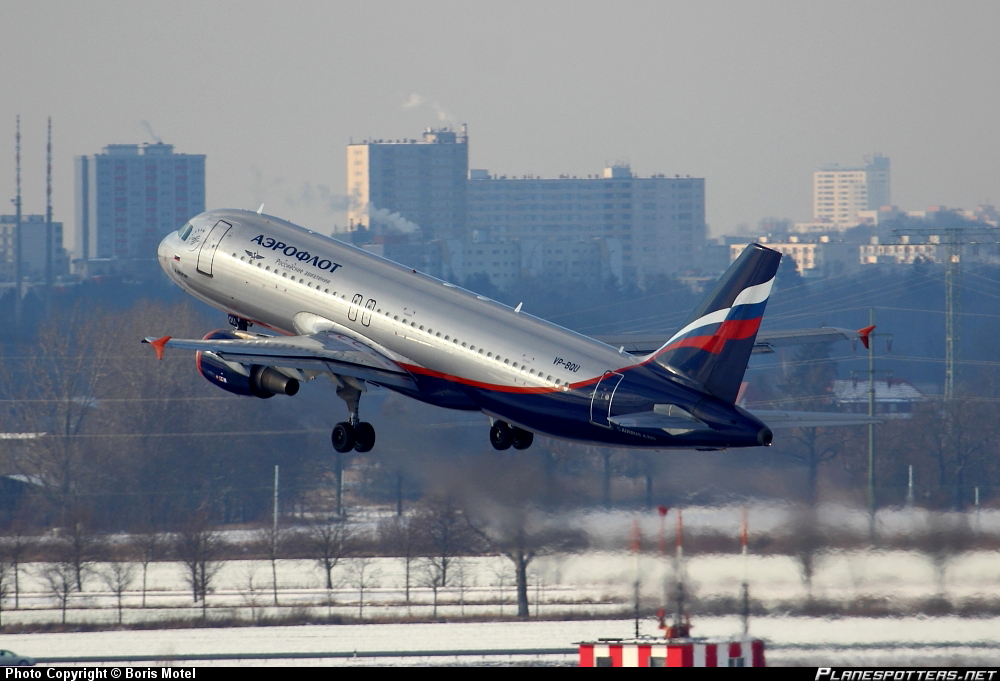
145, 209, 877, 454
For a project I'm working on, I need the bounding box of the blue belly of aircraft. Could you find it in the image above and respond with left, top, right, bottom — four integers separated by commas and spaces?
382, 364, 764, 450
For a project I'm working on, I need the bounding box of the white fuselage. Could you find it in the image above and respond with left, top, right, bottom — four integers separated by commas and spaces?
160, 209, 641, 405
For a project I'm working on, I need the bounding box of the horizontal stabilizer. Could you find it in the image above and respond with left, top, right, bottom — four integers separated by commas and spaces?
143, 331, 416, 389
595, 326, 872, 356
748, 409, 882, 429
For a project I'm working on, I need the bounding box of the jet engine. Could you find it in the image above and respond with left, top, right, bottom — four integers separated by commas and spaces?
196, 330, 299, 398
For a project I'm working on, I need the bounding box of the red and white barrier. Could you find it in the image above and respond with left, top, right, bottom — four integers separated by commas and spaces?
578, 639, 765, 667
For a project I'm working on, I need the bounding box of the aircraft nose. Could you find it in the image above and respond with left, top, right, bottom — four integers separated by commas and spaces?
157, 232, 176, 273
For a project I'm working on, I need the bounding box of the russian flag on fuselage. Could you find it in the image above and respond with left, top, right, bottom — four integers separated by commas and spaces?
652, 244, 781, 404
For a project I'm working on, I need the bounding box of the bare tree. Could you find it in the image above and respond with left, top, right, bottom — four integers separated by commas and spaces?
62, 512, 101, 592
922, 512, 975, 595
305, 516, 354, 592
788, 508, 825, 601
253, 523, 285, 605
412, 496, 476, 590
129, 528, 163, 608
349, 556, 380, 620
453, 558, 471, 616
491, 560, 512, 617
0, 527, 34, 608
420, 558, 446, 618
0, 555, 11, 627
237, 562, 265, 623
378, 516, 417, 609
468, 507, 586, 618
39, 561, 76, 625
175, 510, 223, 618
776, 342, 847, 505
0, 307, 117, 521
99, 559, 136, 625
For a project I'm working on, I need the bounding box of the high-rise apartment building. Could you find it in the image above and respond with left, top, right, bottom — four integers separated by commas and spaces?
466, 165, 706, 283
813, 154, 890, 226
346, 127, 468, 240
74, 142, 205, 262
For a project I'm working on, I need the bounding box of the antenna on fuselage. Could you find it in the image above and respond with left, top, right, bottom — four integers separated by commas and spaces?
257, 203, 264, 215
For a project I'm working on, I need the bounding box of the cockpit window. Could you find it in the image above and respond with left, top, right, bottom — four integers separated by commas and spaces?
178, 222, 194, 241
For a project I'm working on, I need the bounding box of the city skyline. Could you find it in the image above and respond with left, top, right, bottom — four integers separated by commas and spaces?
2, 2, 998, 247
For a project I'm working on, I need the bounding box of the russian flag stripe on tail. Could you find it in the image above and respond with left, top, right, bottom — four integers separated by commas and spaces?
652, 243, 781, 403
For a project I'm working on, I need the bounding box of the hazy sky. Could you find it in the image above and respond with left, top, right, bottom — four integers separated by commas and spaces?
3, 1, 998, 256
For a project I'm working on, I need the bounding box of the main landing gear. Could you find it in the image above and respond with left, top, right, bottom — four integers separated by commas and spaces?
489, 420, 534, 451
331, 379, 376, 453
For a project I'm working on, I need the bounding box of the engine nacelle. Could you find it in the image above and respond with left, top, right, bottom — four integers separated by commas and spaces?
196, 330, 299, 398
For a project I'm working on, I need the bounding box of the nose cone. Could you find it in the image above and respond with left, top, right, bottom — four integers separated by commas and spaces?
157, 234, 169, 267
157, 232, 177, 275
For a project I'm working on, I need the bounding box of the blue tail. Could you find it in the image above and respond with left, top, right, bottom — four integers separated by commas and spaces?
651, 244, 781, 403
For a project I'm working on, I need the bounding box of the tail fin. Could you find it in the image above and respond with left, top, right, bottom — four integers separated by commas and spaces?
652, 243, 781, 403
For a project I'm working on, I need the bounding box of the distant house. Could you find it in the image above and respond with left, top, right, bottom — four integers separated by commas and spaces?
0, 474, 44, 517
831, 379, 925, 418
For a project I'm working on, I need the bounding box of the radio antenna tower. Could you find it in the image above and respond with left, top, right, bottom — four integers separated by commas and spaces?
14, 116, 23, 335
46, 117, 53, 300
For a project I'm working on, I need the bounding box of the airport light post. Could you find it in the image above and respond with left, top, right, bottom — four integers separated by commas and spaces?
861, 308, 892, 540
868, 308, 875, 536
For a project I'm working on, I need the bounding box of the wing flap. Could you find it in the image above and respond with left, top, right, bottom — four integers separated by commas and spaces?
144, 331, 417, 389
594, 326, 870, 356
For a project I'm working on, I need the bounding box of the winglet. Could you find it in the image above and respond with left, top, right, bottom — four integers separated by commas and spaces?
857, 325, 875, 350
257, 203, 265, 215
143, 336, 171, 360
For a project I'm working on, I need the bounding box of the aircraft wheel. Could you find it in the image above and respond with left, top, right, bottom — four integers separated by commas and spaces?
353, 422, 376, 453
332, 422, 356, 453
511, 428, 534, 450
490, 422, 513, 450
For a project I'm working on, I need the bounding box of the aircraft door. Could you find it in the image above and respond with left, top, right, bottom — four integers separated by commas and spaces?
590, 371, 624, 428
196, 220, 233, 276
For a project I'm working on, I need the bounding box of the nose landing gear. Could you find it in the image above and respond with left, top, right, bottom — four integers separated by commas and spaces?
489, 421, 534, 450
331, 378, 376, 453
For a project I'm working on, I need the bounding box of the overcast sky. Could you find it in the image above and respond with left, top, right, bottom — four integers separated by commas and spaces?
3, 1, 998, 255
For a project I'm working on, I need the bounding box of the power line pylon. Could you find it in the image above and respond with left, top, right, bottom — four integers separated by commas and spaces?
891, 224, 1000, 403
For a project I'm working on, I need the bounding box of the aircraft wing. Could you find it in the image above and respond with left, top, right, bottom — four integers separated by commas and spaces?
593, 326, 875, 356
609, 407, 880, 435
747, 410, 882, 429
143, 332, 417, 389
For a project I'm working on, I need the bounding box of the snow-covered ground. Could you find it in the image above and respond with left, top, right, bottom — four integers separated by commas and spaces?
3, 504, 998, 666
3, 617, 999, 667
4, 545, 997, 627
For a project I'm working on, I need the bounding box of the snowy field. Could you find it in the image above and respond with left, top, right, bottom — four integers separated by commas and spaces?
3, 504, 999, 666
4, 547, 999, 627
3, 617, 1000, 667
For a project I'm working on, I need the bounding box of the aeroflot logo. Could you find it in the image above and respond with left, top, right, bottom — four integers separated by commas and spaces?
250, 235, 343, 273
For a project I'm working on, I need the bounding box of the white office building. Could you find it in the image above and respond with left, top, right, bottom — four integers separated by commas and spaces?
812, 154, 890, 227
